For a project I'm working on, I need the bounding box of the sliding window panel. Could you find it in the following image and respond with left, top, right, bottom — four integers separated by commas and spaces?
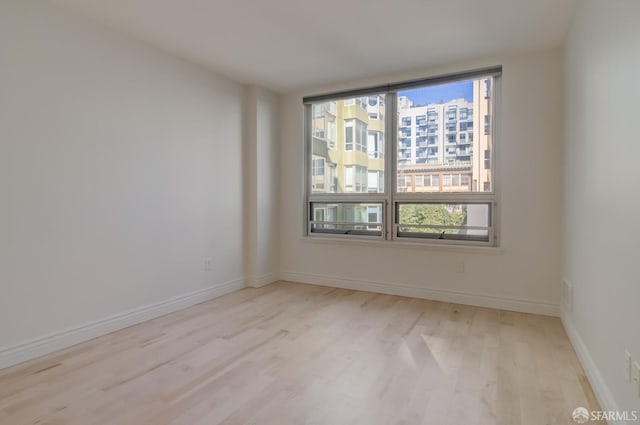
395, 202, 492, 244
309, 202, 384, 238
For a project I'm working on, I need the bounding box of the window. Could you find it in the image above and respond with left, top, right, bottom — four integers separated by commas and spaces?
327, 120, 336, 149
328, 163, 336, 192
396, 202, 491, 242
305, 67, 499, 245
344, 165, 354, 192
345, 119, 368, 153
310, 202, 383, 236
345, 120, 353, 151
311, 157, 325, 190
367, 170, 384, 193
345, 165, 369, 193
367, 131, 384, 159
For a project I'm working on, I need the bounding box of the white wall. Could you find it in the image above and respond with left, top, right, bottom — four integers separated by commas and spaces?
243, 86, 280, 287
563, 0, 640, 415
0, 0, 245, 351
279, 49, 564, 315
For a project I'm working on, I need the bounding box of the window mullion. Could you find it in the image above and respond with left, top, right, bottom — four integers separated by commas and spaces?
385, 90, 397, 241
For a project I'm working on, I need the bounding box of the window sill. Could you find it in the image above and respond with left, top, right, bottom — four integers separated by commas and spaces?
301, 236, 505, 255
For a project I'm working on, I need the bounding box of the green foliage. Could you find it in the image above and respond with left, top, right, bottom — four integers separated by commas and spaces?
399, 204, 466, 234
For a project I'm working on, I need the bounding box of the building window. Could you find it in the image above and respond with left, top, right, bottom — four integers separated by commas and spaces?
345, 165, 368, 193
327, 120, 336, 149
328, 163, 336, 192
305, 68, 499, 245
312, 158, 325, 176
345, 119, 368, 153
345, 120, 353, 151
368, 131, 384, 159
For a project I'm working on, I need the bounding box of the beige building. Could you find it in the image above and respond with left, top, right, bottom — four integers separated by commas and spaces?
310, 96, 386, 229
311, 96, 385, 194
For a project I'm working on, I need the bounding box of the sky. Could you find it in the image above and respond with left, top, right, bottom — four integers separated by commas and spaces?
400, 80, 473, 106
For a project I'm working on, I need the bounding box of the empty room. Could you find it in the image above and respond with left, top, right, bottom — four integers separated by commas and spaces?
1, 0, 639, 424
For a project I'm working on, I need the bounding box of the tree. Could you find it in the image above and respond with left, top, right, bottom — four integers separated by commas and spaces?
399, 204, 466, 235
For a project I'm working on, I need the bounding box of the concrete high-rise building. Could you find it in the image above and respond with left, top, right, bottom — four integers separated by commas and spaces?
397, 78, 493, 194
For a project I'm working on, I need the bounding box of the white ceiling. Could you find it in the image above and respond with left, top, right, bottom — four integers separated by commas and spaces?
51, 0, 577, 93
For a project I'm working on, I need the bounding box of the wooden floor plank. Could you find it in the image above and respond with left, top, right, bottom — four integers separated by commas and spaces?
0, 281, 600, 425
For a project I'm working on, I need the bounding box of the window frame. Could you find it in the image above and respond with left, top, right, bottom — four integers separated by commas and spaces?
303, 66, 501, 247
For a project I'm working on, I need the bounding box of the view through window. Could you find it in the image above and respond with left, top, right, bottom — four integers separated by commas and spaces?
306, 69, 498, 245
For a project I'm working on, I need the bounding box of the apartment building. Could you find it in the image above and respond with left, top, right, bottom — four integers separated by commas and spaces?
397, 78, 493, 194
310, 96, 386, 230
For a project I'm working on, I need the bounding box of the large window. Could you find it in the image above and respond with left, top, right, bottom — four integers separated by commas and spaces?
305, 67, 500, 245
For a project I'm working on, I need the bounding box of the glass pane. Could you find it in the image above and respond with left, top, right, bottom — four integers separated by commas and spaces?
310, 95, 386, 194
396, 203, 491, 242
310, 202, 383, 236
396, 77, 494, 193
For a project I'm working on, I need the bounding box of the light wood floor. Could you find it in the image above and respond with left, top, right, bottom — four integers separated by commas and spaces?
0, 281, 602, 425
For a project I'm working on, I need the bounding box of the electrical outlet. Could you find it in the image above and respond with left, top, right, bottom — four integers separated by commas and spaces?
633, 361, 640, 398
562, 279, 573, 313
455, 260, 465, 274
625, 350, 632, 383
204, 257, 213, 272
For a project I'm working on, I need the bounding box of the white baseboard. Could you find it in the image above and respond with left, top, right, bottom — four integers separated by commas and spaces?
280, 271, 560, 317
561, 310, 623, 425
0, 278, 245, 370
246, 272, 279, 288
